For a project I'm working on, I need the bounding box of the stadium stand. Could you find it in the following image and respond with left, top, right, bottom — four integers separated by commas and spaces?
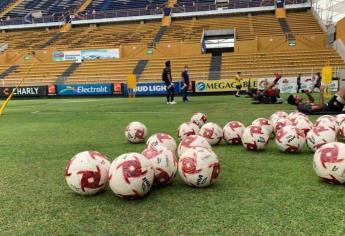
0, 0, 14, 12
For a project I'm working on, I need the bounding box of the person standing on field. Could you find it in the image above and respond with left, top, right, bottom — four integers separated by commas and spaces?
297, 74, 301, 93
235, 72, 242, 97
181, 65, 190, 102
162, 61, 176, 105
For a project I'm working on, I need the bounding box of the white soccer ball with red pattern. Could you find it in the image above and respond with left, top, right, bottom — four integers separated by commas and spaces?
288, 111, 308, 120
125, 121, 148, 143
199, 122, 223, 146
242, 125, 269, 151
336, 114, 345, 125
142, 146, 177, 186
313, 142, 345, 184
190, 112, 207, 128
146, 133, 177, 152
223, 121, 245, 145
275, 126, 306, 153
289, 117, 313, 136
307, 126, 337, 152
274, 117, 292, 133
65, 151, 111, 195
177, 122, 200, 140
252, 118, 273, 135
339, 122, 345, 137
315, 116, 339, 134
178, 147, 220, 187
270, 111, 288, 124
108, 153, 154, 198
177, 135, 212, 157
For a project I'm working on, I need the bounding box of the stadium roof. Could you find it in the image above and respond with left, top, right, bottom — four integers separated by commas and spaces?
312, 0, 345, 23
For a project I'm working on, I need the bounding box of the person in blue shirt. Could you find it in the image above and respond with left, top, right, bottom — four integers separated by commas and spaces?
181, 65, 190, 102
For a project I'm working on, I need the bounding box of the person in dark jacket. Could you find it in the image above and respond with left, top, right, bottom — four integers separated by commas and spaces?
181, 65, 190, 102
296, 74, 301, 93
312, 72, 322, 92
162, 60, 176, 104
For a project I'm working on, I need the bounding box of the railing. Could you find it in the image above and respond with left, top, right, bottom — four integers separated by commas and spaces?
0, 0, 310, 27
2, 66, 344, 88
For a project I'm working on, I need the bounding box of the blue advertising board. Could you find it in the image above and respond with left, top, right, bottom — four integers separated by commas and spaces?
124, 82, 181, 96
56, 84, 112, 96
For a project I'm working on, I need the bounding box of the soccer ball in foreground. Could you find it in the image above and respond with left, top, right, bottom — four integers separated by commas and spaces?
288, 111, 308, 120
146, 133, 177, 152
306, 126, 337, 152
65, 151, 111, 195
335, 114, 345, 125
270, 111, 288, 124
190, 112, 207, 128
199, 122, 223, 146
252, 118, 273, 135
274, 117, 292, 133
178, 147, 220, 187
339, 122, 345, 137
223, 121, 245, 144
242, 125, 269, 151
125, 121, 148, 143
177, 122, 200, 140
275, 126, 306, 153
313, 142, 345, 184
315, 116, 339, 134
142, 145, 178, 186
177, 135, 212, 157
289, 117, 313, 136
108, 153, 154, 198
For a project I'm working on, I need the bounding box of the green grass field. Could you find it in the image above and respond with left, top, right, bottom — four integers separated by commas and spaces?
1, 95, 345, 235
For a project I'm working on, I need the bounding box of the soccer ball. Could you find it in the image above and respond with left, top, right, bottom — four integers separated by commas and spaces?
177, 135, 212, 157
125, 121, 148, 143
146, 133, 177, 152
274, 117, 292, 133
275, 126, 306, 153
242, 125, 269, 151
288, 111, 308, 120
335, 114, 345, 125
315, 116, 339, 134
178, 147, 220, 187
289, 117, 313, 136
177, 122, 200, 140
190, 112, 207, 128
313, 142, 345, 184
142, 145, 178, 186
65, 151, 111, 195
199, 122, 223, 146
306, 126, 337, 152
223, 121, 245, 144
339, 122, 345, 137
270, 111, 288, 124
252, 118, 273, 135
108, 153, 154, 198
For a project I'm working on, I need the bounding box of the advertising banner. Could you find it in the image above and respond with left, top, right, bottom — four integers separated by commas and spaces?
53, 51, 81, 61
81, 49, 120, 60
124, 82, 181, 96
56, 84, 112, 96
195, 79, 250, 93
0, 86, 47, 97
53, 49, 120, 61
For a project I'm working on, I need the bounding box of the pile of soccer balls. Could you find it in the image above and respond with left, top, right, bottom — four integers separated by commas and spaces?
65, 111, 345, 198
65, 112, 220, 198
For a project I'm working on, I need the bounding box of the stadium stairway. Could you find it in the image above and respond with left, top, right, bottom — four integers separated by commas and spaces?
0, 65, 18, 80
153, 26, 169, 45
278, 18, 295, 40
133, 60, 149, 80
0, 0, 24, 17
76, 0, 93, 14
56, 63, 81, 84
209, 53, 222, 80
41, 32, 63, 49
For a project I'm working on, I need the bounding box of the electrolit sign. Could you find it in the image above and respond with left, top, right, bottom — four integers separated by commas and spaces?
124, 82, 181, 96
56, 84, 112, 96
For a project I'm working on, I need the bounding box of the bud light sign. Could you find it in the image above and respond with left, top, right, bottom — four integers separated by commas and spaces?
124, 82, 181, 96
56, 84, 112, 96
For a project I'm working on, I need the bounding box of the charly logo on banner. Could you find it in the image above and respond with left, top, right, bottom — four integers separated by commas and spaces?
56, 84, 112, 96
0, 86, 47, 97
124, 82, 181, 96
